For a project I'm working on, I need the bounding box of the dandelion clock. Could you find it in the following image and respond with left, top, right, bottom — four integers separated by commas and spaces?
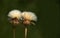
22, 11, 37, 38
8, 9, 22, 38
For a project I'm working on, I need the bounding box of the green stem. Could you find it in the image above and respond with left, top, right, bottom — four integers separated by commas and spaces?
13, 28, 15, 38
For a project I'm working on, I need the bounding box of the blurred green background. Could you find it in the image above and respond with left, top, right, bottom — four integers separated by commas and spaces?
0, 0, 60, 38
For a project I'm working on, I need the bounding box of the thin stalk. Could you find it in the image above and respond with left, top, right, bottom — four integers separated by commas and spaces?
25, 27, 27, 38
13, 28, 15, 38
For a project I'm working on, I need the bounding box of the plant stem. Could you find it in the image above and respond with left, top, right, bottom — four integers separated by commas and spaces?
13, 28, 15, 38
25, 27, 27, 38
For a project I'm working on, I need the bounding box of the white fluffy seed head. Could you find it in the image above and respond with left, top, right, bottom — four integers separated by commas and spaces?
8, 10, 22, 19
22, 11, 37, 21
